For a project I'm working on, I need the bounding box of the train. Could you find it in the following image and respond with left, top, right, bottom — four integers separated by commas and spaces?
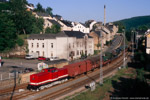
27, 46, 128, 91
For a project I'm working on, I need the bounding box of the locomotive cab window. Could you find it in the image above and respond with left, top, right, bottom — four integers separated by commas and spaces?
32, 78, 35, 80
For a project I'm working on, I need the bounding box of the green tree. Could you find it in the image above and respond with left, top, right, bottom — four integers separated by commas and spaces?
45, 25, 61, 34
10, 0, 34, 34
46, 7, 53, 16
50, 24, 61, 34
34, 3, 45, 12
31, 17, 44, 34
0, 13, 17, 52
45, 27, 51, 34
17, 37, 24, 46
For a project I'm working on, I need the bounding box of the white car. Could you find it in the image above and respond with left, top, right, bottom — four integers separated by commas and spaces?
49, 57, 59, 61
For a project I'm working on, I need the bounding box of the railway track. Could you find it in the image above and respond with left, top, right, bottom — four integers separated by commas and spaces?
37, 52, 131, 100
17, 52, 130, 100
0, 83, 28, 96
1, 51, 130, 100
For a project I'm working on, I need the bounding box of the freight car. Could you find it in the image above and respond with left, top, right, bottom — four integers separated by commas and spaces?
27, 46, 128, 91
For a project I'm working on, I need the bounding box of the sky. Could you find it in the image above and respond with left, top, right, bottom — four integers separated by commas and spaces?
27, 0, 150, 23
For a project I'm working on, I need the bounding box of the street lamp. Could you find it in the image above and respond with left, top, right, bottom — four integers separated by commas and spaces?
100, 33, 103, 85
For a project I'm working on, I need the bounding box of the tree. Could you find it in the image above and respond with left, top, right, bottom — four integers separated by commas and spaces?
34, 3, 45, 12
46, 7, 53, 16
10, 0, 34, 34
50, 24, 61, 34
31, 17, 44, 34
45, 27, 51, 34
45, 25, 61, 34
10, 0, 44, 35
0, 12, 17, 52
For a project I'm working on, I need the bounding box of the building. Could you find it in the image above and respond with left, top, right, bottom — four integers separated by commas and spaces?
85, 20, 97, 31
73, 23, 90, 33
89, 31, 106, 50
44, 19, 62, 29
55, 19, 72, 31
27, 31, 94, 60
146, 29, 150, 54
26, 3, 34, 11
34, 12, 53, 19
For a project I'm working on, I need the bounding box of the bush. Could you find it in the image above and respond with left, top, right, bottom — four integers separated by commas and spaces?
17, 38, 24, 46
94, 50, 100, 55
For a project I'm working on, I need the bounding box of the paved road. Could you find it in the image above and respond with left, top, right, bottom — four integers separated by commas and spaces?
0, 34, 123, 79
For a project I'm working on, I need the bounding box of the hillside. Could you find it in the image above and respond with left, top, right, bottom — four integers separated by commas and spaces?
114, 15, 150, 30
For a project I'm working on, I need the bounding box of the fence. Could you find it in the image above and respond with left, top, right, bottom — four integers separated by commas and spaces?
0, 72, 20, 81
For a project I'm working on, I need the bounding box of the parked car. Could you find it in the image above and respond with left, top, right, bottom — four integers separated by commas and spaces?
38, 56, 49, 61
25, 53, 38, 60
24, 68, 34, 73
49, 57, 59, 61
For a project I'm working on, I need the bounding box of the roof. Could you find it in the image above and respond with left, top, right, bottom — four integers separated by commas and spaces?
58, 31, 92, 38
47, 19, 62, 27
28, 34, 57, 39
79, 23, 88, 28
28, 31, 93, 39
44, 59, 68, 65
36, 12, 50, 17
53, 14, 63, 20
60, 20, 72, 27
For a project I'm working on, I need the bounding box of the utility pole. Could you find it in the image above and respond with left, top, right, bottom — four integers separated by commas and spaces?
136, 32, 138, 49
123, 29, 126, 68
132, 30, 134, 58
100, 33, 103, 85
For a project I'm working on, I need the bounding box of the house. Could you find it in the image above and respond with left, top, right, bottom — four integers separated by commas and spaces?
27, 31, 94, 60
89, 31, 106, 50
53, 18, 72, 31
85, 20, 97, 31
26, 3, 34, 11
106, 23, 118, 37
146, 29, 150, 54
73, 23, 90, 33
44, 19, 62, 29
53, 14, 63, 20
34, 12, 53, 19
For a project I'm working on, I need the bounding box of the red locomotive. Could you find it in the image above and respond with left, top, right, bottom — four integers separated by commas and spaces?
27, 67, 68, 91
27, 47, 127, 91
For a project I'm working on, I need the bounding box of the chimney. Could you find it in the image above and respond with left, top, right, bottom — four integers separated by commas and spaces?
104, 5, 106, 26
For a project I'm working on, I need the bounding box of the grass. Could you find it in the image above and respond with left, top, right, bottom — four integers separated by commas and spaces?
64, 68, 131, 100
18, 34, 28, 39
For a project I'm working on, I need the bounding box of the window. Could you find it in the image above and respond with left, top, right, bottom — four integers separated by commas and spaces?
36, 51, 39, 56
51, 52, 53, 57
77, 42, 79, 47
32, 43, 33, 48
42, 43, 44, 48
43, 51, 44, 56
32, 78, 35, 80
73, 43, 74, 48
69, 43, 71, 48
37, 43, 39, 48
51, 43, 53, 48
77, 50, 79, 55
